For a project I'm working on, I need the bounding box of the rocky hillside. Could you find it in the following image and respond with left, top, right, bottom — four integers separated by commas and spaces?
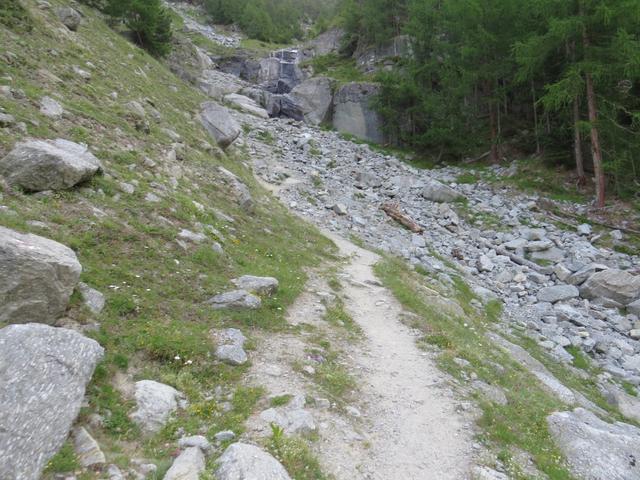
3, 1, 640, 480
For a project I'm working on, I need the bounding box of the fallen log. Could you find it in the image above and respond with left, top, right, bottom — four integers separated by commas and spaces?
382, 203, 424, 233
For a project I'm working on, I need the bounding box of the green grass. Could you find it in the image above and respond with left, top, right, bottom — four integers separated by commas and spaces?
266, 425, 329, 480
0, 0, 33, 32
270, 394, 294, 407
0, 1, 336, 476
324, 300, 362, 337
44, 441, 80, 474
304, 53, 367, 84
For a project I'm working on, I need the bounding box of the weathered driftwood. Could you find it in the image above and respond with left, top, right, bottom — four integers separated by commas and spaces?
382, 203, 424, 233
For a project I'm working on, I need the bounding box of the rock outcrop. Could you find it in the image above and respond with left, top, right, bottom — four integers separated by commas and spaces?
332, 83, 384, 144
288, 77, 334, 125
0, 138, 102, 192
199, 102, 241, 149
0, 226, 82, 325
547, 408, 640, 480
0, 323, 104, 480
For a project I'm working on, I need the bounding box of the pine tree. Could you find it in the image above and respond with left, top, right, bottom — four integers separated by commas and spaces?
105, 0, 173, 57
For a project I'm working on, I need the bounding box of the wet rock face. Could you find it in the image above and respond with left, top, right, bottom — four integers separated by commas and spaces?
0, 323, 104, 480
0, 226, 82, 325
332, 82, 384, 144
0, 138, 102, 192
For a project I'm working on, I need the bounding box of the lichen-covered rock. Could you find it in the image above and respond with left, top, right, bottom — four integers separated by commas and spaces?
0, 323, 104, 480
199, 102, 241, 149
216, 443, 292, 480
0, 226, 81, 325
0, 138, 102, 192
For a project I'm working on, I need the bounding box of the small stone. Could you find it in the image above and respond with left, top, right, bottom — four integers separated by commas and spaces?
214, 430, 236, 442
231, 275, 279, 295
332, 203, 348, 215
73, 427, 105, 467
178, 435, 211, 455
163, 447, 205, 480
77, 282, 105, 314
40, 96, 64, 118
577, 224, 592, 236
0, 112, 15, 127
178, 229, 206, 243
206, 290, 261, 310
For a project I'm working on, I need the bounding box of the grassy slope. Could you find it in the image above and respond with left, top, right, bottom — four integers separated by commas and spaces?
0, 1, 334, 477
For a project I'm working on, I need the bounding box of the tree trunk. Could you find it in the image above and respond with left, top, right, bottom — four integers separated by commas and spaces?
582, 24, 605, 208
573, 97, 586, 186
489, 99, 498, 162
531, 80, 540, 155
585, 73, 605, 207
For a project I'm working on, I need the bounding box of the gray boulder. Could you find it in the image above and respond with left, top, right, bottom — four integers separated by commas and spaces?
206, 289, 261, 310
163, 447, 205, 480
231, 275, 279, 295
547, 408, 640, 480
289, 77, 334, 125
0, 138, 102, 192
0, 226, 81, 325
224, 93, 268, 119
130, 380, 187, 434
332, 82, 384, 144
216, 443, 292, 480
537, 285, 579, 304
0, 323, 104, 480
628, 298, 640, 317
422, 180, 465, 203
580, 269, 640, 306
211, 328, 248, 365
199, 102, 241, 149
56, 6, 81, 31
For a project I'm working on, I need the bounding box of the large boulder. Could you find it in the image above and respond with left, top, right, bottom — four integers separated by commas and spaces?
547, 408, 640, 480
224, 93, 269, 119
56, 6, 81, 31
0, 323, 104, 480
289, 77, 334, 125
421, 180, 465, 203
130, 380, 187, 434
332, 82, 384, 144
163, 447, 205, 480
199, 102, 241, 149
211, 328, 248, 366
0, 138, 102, 192
580, 269, 640, 306
0, 226, 82, 325
537, 285, 579, 304
216, 443, 292, 480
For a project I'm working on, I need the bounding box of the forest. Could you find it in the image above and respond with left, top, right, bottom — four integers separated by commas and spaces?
339, 0, 640, 207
